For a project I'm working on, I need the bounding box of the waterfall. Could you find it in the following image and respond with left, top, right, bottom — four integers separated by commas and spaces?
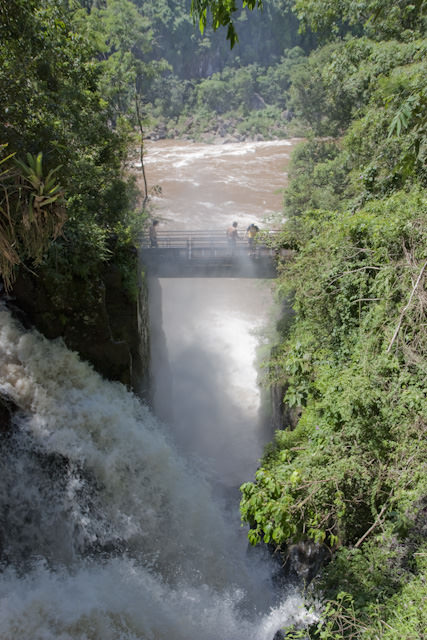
0, 306, 313, 638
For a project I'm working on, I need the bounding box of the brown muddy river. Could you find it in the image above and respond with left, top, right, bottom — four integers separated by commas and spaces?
140, 138, 299, 230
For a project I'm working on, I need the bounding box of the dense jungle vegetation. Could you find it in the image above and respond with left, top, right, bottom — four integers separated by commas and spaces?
237, 2, 427, 639
0, 1, 426, 638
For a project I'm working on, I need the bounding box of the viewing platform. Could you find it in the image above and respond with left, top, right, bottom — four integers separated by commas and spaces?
139, 229, 291, 278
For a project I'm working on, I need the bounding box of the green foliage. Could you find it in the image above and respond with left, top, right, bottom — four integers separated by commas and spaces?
283, 139, 349, 218
255, 13, 427, 637
0, 0, 145, 288
303, 543, 427, 639
149, 76, 196, 121
74, 0, 166, 120
256, 47, 305, 107
288, 37, 426, 138
191, 0, 263, 48
241, 189, 426, 633
96, 0, 315, 137
60, 0, 315, 142
293, 0, 427, 41
196, 63, 262, 113
284, 36, 426, 219
236, 106, 290, 139
151, 48, 306, 139
133, 0, 312, 82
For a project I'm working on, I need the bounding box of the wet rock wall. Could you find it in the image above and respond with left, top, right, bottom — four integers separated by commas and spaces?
4, 248, 149, 396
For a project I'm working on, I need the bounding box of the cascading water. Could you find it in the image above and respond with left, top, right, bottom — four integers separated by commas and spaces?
0, 306, 314, 639
148, 276, 278, 487
0, 139, 317, 638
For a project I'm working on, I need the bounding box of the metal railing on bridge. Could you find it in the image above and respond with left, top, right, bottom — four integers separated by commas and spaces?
138, 229, 288, 278
140, 228, 279, 252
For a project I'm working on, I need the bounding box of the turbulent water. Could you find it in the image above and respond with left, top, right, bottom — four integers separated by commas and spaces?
142, 138, 296, 230
0, 140, 315, 639
0, 308, 314, 639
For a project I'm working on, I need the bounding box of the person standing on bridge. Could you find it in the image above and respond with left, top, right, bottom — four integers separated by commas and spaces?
149, 219, 159, 248
226, 221, 238, 253
246, 223, 259, 257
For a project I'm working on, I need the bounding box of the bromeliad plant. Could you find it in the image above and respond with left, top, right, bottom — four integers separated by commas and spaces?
0, 148, 66, 289
14, 151, 66, 259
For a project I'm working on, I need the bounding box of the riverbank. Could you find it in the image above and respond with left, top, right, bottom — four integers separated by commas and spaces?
146, 111, 304, 144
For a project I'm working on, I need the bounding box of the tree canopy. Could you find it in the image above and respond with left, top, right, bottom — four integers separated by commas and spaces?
0, 0, 143, 288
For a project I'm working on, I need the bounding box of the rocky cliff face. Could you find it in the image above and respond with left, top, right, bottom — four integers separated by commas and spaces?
5, 248, 149, 396
0, 394, 17, 437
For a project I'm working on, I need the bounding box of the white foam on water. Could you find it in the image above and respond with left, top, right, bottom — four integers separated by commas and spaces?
145, 140, 294, 169
0, 558, 316, 640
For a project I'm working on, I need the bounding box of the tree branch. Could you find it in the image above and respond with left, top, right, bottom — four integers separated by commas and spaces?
386, 260, 427, 353
354, 501, 389, 548
327, 265, 381, 287
134, 84, 148, 209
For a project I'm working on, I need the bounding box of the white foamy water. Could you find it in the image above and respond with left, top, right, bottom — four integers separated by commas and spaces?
0, 308, 315, 639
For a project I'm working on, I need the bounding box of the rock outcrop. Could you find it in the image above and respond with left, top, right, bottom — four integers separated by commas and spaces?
0, 393, 18, 436
6, 247, 149, 395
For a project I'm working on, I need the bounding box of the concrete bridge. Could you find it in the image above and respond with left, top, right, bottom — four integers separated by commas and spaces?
139, 229, 289, 278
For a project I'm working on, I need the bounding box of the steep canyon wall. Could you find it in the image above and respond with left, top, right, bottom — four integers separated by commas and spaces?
3, 247, 149, 394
